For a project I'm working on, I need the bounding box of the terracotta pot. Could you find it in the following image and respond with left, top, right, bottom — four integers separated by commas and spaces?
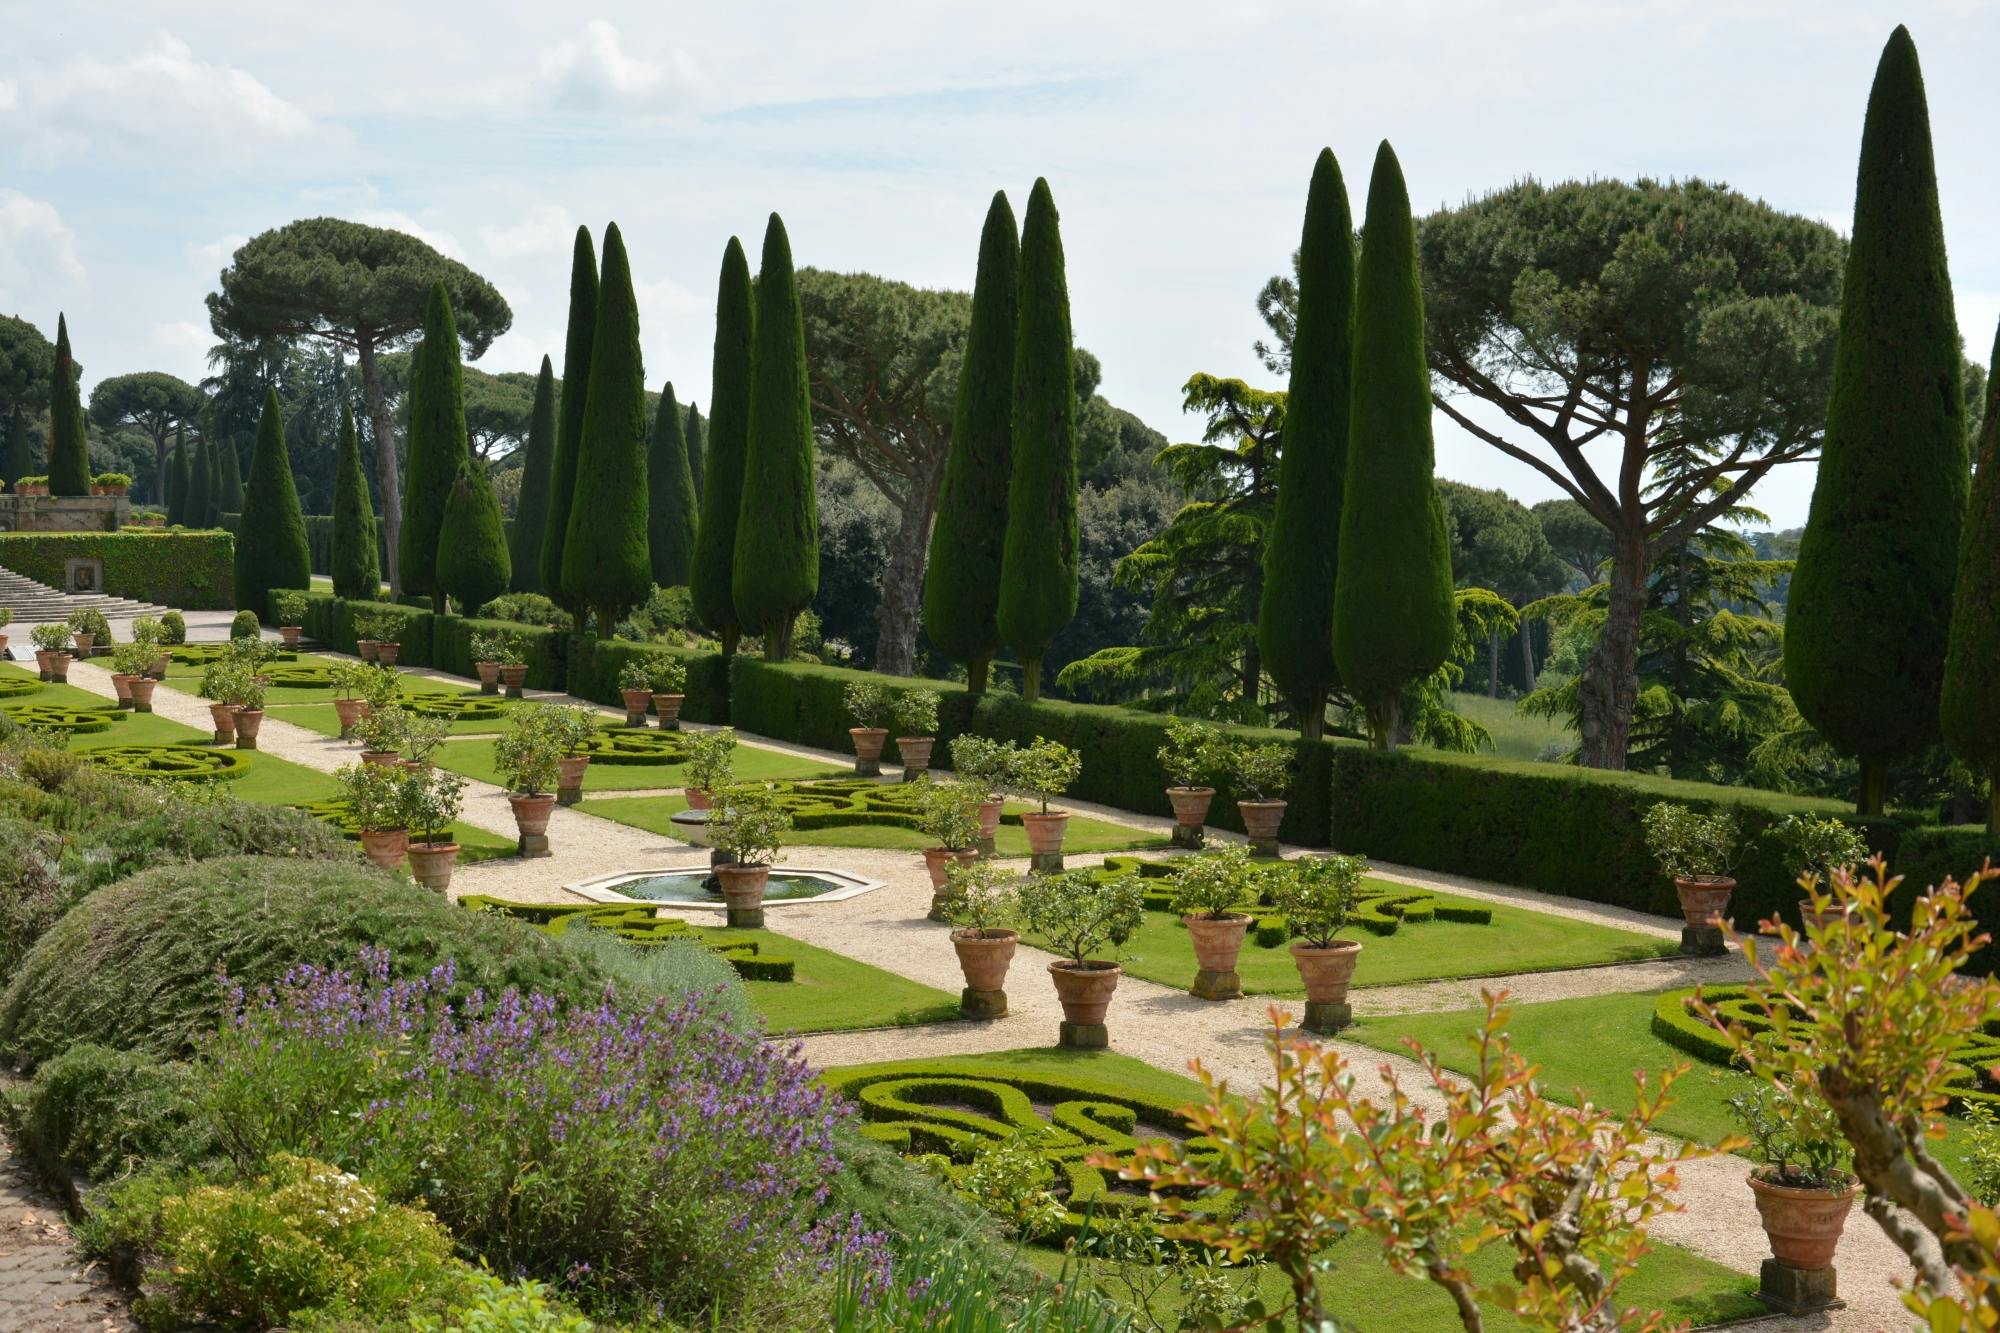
1290, 939, 1363, 1003
621, 687, 653, 721
1238, 799, 1288, 847
1166, 786, 1216, 830
1674, 875, 1736, 929
685, 787, 713, 811
110, 672, 135, 705
897, 736, 935, 773
1184, 913, 1252, 974
149, 654, 169, 678
509, 792, 558, 839
231, 707, 265, 750
361, 749, 399, 767
716, 862, 770, 910
208, 701, 238, 739
357, 639, 379, 663
406, 841, 460, 892
33, 649, 54, 677
475, 661, 501, 693
127, 678, 157, 712
71, 632, 94, 653
977, 796, 1005, 843
652, 693, 684, 729
1747, 1171, 1857, 1270
1048, 960, 1122, 1026
375, 642, 401, 666
279, 626, 302, 648
1021, 811, 1070, 856
358, 827, 409, 873
952, 929, 1019, 991
850, 726, 888, 763
922, 845, 981, 890
499, 664, 529, 691
0, 632, 10, 654
48, 653, 70, 682
333, 697, 368, 737
557, 754, 591, 788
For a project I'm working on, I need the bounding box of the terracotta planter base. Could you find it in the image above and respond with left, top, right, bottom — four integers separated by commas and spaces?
652, 694, 684, 731
1757, 1260, 1842, 1316
1674, 877, 1735, 957
518, 832, 551, 858
1238, 799, 1288, 858
500, 665, 528, 699
557, 783, 583, 807
1059, 1021, 1108, 1050
961, 987, 1009, 1019
1302, 999, 1353, 1033
1682, 923, 1728, 956
975, 797, 1004, 860
850, 727, 888, 777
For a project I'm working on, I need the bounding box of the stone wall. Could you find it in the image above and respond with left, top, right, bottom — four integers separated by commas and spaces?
0, 495, 130, 533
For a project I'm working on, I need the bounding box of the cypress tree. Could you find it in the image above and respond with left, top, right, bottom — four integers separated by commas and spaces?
1785, 26, 1968, 816
221, 436, 244, 514
1332, 141, 1456, 750
647, 381, 699, 586
438, 463, 512, 616
165, 425, 188, 524
331, 400, 381, 600
234, 387, 310, 618
996, 179, 1078, 701
47, 314, 90, 497
1, 408, 32, 490
1259, 149, 1356, 739
186, 432, 213, 529
690, 238, 754, 654
561, 222, 652, 636
540, 227, 598, 624
684, 402, 704, 501
203, 433, 224, 526
732, 214, 820, 660
1943, 321, 2000, 834
508, 356, 557, 592
924, 190, 1020, 695
398, 282, 472, 609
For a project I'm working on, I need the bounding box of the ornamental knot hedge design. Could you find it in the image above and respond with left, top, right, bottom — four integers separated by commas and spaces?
82, 743, 253, 782
1090, 855, 1493, 946
169, 645, 298, 666
572, 727, 695, 764
0, 677, 44, 700
1, 702, 127, 734
1652, 985, 2000, 1113
823, 1061, 1233, 1242
457, 895, 794, 982
401, 691, 509, 723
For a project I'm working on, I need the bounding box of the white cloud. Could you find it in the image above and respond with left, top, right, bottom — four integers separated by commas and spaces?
187, 233, 248, 268
349, 211, 465, 262
0, 190, 85, 306
539, 21, 702, 110
152, 319, 209, 354
480, 205, 575, 260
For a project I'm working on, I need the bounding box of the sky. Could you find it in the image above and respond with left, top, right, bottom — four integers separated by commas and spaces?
2, 1, 1996, 528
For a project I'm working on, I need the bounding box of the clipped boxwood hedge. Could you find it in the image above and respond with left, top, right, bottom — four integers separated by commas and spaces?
567, 636, 730, 724
432, 612, 567, 690
458, 896, 794, 981
0, 531, 233, 608
296, 591, 435, 663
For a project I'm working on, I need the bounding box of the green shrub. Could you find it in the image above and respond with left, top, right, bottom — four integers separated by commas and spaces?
566, 636, 727, 721
478, 591, 568, 629
410, 1275, 594, 1333
432, 612, 564, 689
66, 606, 113, 644
158, 610, 186, 644
229, 609, 258, 639
6, 1043, 213, 1182
0, 531, 233, 609
298, 593, 434, 663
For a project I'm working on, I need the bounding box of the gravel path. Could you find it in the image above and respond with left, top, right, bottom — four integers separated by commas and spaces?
0, 1118, 137, 1333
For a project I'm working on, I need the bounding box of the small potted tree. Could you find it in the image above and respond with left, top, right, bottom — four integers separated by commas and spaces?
1173, 844, 1257, 1000
649, 657, 688, 731
1276, 853, 1367, 1032
273, 590, 308, 649
374, 620, 403, 667
357, 703, 409, 767
1729, 1083, 1857, 1285
496, 635, 529, 698
844, 681, 891, 776
354, 614, 380, 664
66, 608, 104, 656
950, 734, 1016, 858
1010, 737, 1082, 873
683, 726, 737, 812
339, 761, 410, 873
228, 671, 268, 750
92, 471, 131, 497
917, 779, 985, 918
401, 713, 449, 771
469, 632, 507, 694
494, 705, 562, 857
30, 622, 69, 682
939, 860, 1020, 1019
1158, 717, 1225, 848
197, 659, 245, 743
894, 689, 942, 778
129, 616, 167, 678
110, 643, 158, 712
617, 659, 656, 726
1772, 814, 1870, 937
547, 705, 598, 805
330, 661, 373, 739
401, 766, 467, 892
1642, 802, 1739, 956
1017, 869, 1144, 1049
1229, 741, 1292, 858
712, 782, 794, 928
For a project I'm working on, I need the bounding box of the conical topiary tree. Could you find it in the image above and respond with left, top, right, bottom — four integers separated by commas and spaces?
398, 283, 472, 609
1260, 148, 1356, 739
684, 402, 704, 501
331, 400, 381, 600
186, 431, 213, 530
234, 387, 310, 618
220, 436, 243, 514
647, 381, 699, 587
540, 227, 598, 626
508, 356, 557, 592
1943, 321, 2000, 834
924, 189, 1020, 695
691, 238, 754, 654
561, 222, 652, 637
438, 463, 512, 617
1786, 26, 1969, 816
203, 432, 224, 527
47, 315, 90, 497
0, 409, 33, 490
996, 179, 1078, 701
1332, 142, 1456, 750
732, 215, 819, 660
165, 425, 189, 524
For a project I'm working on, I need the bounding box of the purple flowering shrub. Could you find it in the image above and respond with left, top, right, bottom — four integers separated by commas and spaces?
202, 949, 881, 1316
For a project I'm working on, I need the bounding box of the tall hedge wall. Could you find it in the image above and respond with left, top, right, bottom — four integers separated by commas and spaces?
296, 593, 435, 665
566, 637, 731, 725
432, 613, 565, 691
0, 531, 233, 609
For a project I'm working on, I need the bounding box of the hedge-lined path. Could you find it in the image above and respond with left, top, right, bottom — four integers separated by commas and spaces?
0, 1121, 138, 1332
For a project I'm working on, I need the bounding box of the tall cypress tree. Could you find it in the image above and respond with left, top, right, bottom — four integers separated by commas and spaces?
1259, 149, 1356, 739
1943, 321, 2000, 834
234, 387, 309, 617
398, 283, 471, 609
332, 400, 380, 600
691, 238, 754, 654
996, 179, 1078, 701
924, 190, 1020, 695
1332, 142, 1455, 750
439, 463, 512, 616
220, 436, 244, 514
1786, 26, 1968, 816
508, 356, 557, 592
540, 227, 598, 625
186, 432, 213, 530
203, 433, 224, 526
732, 215, 819, 660
684, 402, 705, 501
47, 315, 90, 497
561, 222, 652, 636
166, 425, 189, 525
647, 381, 699, 587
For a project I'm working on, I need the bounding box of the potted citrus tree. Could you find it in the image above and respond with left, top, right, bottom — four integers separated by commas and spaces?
401, 713, 449, 772
273, 590, 308, 649
1276, 853, 1367, 1032
712, 782, 793, 928
373, 620, 402, 667
1017, 869, 1143, 1049
110, 643, 158, 712
330, 661, 373, 739
939, 860, 1019, 1019
354, 613, 380, 664
1729, 1083, 1857, 1285
1010, 737, 1082, 872
228, 670, 268, 750
1158, 717, 1225, 849
649, 657, 688, 731
496, 634, 529, 698
494, 705, 562, 858
469, 632, 507, 694
129, 616, 167, 678
93, 471, 131, 497
683, 726, 737, 812
67, 608, 108, 656
844, 681, 891, 776
547, 705, 598, 804
1642, 802, 1739, 956
894, 688, 942, 778
30, 622, 69, 682
1773, 814, 1870, 937
197, 659, 246, 743
1229, 740, 1292, 858
917, 780, 985, 918
1173, 844, 1257, 1000
357, 703, 409, 767
949, 734, 1016, 857
339, 760, 410, 873
401, 765, 467, 892
617, 659, 656, 726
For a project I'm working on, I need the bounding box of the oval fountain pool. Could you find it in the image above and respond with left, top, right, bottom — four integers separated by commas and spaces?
567, 864, 884, 912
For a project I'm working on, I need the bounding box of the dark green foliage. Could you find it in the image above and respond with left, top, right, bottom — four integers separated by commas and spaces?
398, 282, 473, 604
1260, 149, 1355, 737
165, 426, 188, 524
219, 437, 243, 513
540, 227, 598, 610
509, 356, 557, 592
0, 532, 233, 608
1333, 143, 1455, 746
561, 222, 653, 636
331, 400, 381, 599
0, 316, 55, 476
1, 407, 35, 489
684, 401, 705, 500
647, 381, 699, 586
295, 594, 434, 664
9, 1044, 214, 1181
1943, 321, 2000, 830
47, 315, 91, 497
691, 238, 754, 650
437, 464, 512, 617
232, 389, 310, 617
924, 190, 1020, 692
184, 432, 213, 530
204, 432, 224, 526
428, 611, 566, 690
1786, 27, 1969, 812
732, 214, 819, 657
997, 179, 1079, 700
563, 636, 730, 723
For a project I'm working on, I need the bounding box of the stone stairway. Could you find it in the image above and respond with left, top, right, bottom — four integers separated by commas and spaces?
0, 565, 172, 628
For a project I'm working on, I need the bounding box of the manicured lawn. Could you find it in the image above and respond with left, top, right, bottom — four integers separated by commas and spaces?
726, 928, 958, 1032
1440, 691, 1572, 763
433, 735, 848, 791
272, 695, 521, 738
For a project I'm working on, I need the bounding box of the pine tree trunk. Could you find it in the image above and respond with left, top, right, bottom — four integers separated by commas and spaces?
1858, 758, 1888, 817
872, 460, 944, 677
1519, 618, 1537, 691
1578, 532, 1646, 769
1487, 629, 1501, 697
966, 657, 990, 695
355, 332, 403, 597
1297, 689, 1327, 740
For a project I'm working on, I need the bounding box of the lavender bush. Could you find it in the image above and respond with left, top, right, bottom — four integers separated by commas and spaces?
202, 949, 879, 1318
